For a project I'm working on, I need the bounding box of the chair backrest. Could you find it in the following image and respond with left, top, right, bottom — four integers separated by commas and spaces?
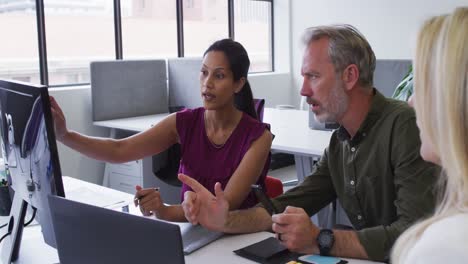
153, 143, 182, 187
265, 176, 283, 198
253, 98, 265, 122
255, 101, 282, 199
152, 106, 184, 187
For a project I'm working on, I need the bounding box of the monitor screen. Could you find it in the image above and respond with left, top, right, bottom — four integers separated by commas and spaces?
0, 79, 64, 263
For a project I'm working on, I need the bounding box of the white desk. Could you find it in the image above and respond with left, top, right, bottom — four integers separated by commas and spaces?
263, 108, 331, 182
93, 112, 169, 135
93, 109, 331, 157
0, 177, 381, 264
94, 108, 332, 183
264, 108, 331, 156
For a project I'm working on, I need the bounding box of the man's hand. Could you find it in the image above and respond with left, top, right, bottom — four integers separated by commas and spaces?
179, 174, 229, 231
272, 206, 320, 254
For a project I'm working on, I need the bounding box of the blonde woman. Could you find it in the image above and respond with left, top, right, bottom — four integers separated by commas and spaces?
392, 7, 468, 263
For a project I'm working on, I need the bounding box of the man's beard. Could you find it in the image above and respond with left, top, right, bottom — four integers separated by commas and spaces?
314, 81, 349, 123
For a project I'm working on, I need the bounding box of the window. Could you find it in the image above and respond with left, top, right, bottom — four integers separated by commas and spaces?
183, 0, 229, 57
3, 0, 274, 87
121, 0, 178, 59
44, 0, 115, 85
234, 0, 273, 72
0, 1, 40, 83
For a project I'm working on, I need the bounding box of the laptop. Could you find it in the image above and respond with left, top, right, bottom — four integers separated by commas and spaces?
48, 195, 185, 264
180, 223, 223, 254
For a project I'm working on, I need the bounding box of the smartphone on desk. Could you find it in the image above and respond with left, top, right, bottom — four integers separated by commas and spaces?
252, 184, 279, 215
298, 254, 348, 264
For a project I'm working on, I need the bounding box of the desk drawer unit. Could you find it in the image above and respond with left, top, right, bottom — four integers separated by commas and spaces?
108, 160, 141, 176
107, 160, 143, 194
109, 171, 142, 194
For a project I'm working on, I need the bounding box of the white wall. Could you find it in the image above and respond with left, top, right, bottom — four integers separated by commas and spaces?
289, 0, 467, 106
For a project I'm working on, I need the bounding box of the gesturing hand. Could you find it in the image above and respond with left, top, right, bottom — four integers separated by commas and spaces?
271, 206, 320, 254
179, 174, 229, 232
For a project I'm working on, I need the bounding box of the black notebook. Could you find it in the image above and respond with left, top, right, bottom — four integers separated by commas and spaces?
234, 237, 296, 264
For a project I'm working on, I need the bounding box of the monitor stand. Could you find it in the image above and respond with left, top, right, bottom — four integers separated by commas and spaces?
1, 196, 27, 264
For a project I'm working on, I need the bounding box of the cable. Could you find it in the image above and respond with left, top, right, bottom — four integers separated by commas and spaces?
24, 206, 37, 227
0, 223, 7, 229
0, 232, 11, 244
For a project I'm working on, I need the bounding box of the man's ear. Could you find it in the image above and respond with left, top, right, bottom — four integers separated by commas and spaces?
235, 77, 246, 93
341, 64, 359, 91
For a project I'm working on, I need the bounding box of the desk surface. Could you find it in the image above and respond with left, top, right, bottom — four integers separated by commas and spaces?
0, 177, 381, 264
264, 108, 331, 156
94, 108, 332, 157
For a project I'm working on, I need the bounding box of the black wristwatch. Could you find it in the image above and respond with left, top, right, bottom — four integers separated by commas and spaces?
317, 229, 335, 256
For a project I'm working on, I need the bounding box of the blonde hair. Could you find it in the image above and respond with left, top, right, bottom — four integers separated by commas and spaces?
392, 7, 468, 262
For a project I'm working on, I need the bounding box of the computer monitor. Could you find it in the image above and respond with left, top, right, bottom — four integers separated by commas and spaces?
0, 79, 64, 264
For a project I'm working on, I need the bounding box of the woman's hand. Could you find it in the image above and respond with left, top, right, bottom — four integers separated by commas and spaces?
49, 96, 68, 142
134, 185, 167, 218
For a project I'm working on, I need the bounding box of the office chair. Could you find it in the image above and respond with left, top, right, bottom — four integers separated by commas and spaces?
152, 106, 185, 187
253, 98, 284, 198
152, 143, 182, 187
264, 176, 283, 198
253, 98, 265, 122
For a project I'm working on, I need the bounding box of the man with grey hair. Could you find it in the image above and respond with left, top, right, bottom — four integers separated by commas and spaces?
179, 24, 438, 262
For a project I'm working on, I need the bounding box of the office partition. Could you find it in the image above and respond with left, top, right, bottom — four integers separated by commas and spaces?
90, 60, 168, 122
168, 57, 203, 109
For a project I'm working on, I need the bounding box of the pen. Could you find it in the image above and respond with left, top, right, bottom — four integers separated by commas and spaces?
134, 187, 160, 205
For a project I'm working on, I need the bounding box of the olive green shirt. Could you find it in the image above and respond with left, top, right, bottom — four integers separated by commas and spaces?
271, 90, 438, 262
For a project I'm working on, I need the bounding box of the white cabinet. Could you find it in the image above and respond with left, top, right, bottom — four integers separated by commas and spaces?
103, 156, 182, 204
105, 160, 142, 194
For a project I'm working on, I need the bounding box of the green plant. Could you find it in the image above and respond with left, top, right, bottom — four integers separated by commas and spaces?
392, 65, 413, 101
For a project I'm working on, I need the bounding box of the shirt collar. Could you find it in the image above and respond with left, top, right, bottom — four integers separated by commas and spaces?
336, 88, 388, 142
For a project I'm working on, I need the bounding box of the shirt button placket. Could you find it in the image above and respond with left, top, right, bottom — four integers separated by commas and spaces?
350, 146, 357, 189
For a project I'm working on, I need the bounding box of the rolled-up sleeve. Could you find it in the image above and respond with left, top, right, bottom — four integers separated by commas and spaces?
271, 148, 337, 215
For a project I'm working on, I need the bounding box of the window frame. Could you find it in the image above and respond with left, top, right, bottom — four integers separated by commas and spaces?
28, 0, 274, 87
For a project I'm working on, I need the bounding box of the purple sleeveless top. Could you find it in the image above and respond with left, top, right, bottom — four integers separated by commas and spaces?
176, 107, 271, 209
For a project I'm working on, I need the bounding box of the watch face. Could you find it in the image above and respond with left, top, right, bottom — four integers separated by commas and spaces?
319, 234, 331, 245
318, 234, 332, 246
318, 229, 334, 248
